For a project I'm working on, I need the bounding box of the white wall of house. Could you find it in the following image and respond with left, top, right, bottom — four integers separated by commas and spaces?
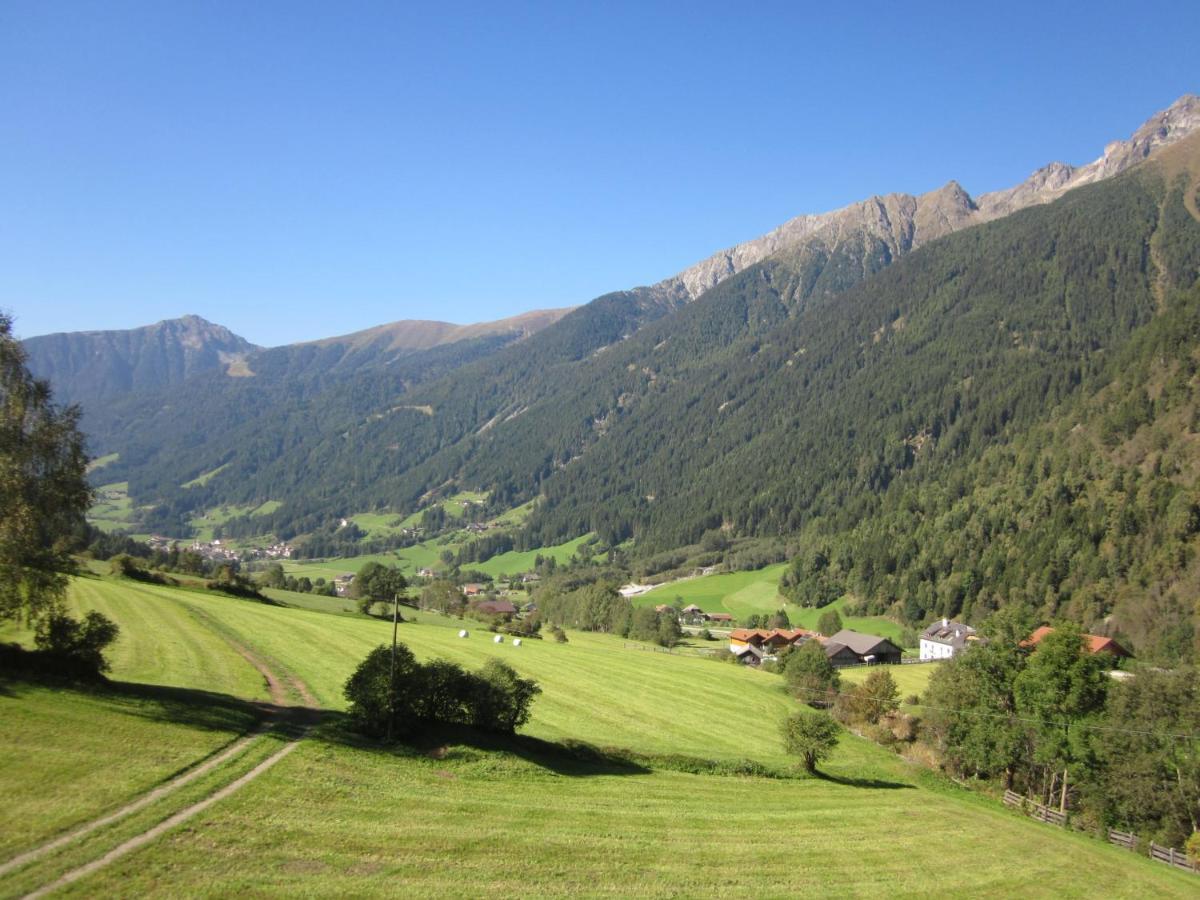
919, 638, 957, 661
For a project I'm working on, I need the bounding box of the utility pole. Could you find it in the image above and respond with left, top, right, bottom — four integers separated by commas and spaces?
387, 592, 399, 741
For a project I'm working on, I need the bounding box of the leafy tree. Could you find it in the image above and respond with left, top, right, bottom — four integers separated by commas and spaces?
472, 659, 542, 733
353, 562, 408, 606
0, 314, 91, 624
841, 669, 899, 725
342, 643, 541, 738
781, 711, 841, 773
768, 607, 791, 629
1087, 667, 1200, 846
1014, 622, 1110, 811
343, 644, 423, 738
34, 610, 120, 676
816, 609, 843, 636
782, 640, 840, 707
657, 613, 682, 648
923, 626, 1029, 788
260, 563, 286, 589
420, 580, 465, 615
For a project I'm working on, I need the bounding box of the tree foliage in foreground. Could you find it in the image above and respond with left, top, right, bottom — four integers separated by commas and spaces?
0, 313, 91, 623
923, 615, 1199, 846
343, 643, 541, 739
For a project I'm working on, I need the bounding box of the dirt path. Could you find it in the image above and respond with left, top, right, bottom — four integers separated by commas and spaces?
24, 741, 300, 899
0, 732, 259, 879
9, 607, 319, 897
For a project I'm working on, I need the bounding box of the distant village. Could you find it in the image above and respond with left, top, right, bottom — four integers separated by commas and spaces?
145, 535, 296, 563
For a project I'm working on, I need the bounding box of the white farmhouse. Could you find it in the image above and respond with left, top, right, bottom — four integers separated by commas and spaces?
920, 618, 978, 660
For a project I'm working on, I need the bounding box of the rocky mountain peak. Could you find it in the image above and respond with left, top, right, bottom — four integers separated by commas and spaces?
653, 94, 1200, 305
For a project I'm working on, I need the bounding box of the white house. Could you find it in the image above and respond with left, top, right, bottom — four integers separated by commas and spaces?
920, 618, 977, 660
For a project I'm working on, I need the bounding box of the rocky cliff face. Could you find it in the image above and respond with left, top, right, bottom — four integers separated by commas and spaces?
652, 94, 1200, 304
22, 314, 259, 408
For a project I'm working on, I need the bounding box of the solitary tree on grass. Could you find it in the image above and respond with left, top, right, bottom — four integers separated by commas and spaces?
781, 711, 841, 774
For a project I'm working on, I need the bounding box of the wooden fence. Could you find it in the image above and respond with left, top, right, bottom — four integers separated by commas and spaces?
1107, 828, 1136, 850
1107, 829, 1197, 874
1002, 790, 1067, 827
1150, 841, 1199, 873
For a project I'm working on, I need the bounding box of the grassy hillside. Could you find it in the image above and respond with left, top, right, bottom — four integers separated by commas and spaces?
639, 568, 907, 643
280, 531, 593, 582
2, 576, 1194, 897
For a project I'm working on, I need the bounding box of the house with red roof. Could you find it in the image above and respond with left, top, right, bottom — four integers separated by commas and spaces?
728, 627, 818, 664
1022, 626, 1131, 658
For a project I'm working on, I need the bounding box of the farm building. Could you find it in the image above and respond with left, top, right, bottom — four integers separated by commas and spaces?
729, 627, 817, 660
706, 612, 734, 625
473, 599, 518, 617
462, 583, 486, 597
823, 630, 903, 666
920, 618, 978, 660
1021, 626, 1131, 658
731, 644, 764, 666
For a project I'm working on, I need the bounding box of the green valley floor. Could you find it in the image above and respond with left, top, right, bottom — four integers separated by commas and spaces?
0, 575, 1194, 897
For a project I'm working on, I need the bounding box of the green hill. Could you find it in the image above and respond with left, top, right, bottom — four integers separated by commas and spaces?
1, 576, 1195, 896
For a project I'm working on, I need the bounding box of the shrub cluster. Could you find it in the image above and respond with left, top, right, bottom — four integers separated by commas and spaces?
344, 643, 541, 739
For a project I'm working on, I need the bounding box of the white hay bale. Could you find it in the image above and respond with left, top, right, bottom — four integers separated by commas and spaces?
493, 634, 504, 643
458, 629, 469, 638
512, 638, 522, 647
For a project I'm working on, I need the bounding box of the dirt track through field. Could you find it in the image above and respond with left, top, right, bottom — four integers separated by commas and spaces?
0, 732, 259, 879
23, 739, 300, 899
9, 602, 319, 898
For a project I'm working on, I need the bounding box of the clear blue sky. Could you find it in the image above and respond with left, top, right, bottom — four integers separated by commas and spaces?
2, 1, 1197, 347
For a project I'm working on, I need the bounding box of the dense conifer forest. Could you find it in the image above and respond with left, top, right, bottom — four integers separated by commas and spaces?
66, 138, 1200, 660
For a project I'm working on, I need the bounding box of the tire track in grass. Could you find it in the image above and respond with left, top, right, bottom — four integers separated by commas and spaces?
22, 740, 301, 900
11, 599, 320, 897
0, 732, 260, 879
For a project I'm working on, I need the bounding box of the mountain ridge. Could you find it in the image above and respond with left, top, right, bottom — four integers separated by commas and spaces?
649, 94, 1200, 305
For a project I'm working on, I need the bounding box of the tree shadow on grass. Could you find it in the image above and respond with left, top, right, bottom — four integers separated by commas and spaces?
0, 664, 270, 736
319, 721, 652, 777
815, 771, 914, 790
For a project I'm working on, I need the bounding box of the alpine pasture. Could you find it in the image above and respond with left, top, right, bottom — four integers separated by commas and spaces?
1, 576, 1194, 897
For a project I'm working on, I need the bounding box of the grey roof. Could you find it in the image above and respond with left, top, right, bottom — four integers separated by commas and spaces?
922, 620, 977, 649
828, 629, 900, 656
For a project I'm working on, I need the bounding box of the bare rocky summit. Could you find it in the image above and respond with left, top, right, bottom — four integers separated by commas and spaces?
653, 94, 1200, 304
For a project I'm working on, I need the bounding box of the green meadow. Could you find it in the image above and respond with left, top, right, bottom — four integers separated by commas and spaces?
1, 576, 1194, 897
789, 596, 908, 645
281, 532, 594, 582
640, 568, 907, 644
87, 482, 134, 533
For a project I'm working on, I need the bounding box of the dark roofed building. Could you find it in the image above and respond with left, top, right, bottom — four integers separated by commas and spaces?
474, 599, 517, 617
824, 629, 903, 666
920, 618, 978, 660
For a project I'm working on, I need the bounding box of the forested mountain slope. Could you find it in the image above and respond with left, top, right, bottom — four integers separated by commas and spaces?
22, 315, 258, 409
75, 98, 1200, 534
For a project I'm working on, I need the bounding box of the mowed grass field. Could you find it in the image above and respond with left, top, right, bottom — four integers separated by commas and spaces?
2, 576, 1195, 897
640, 568, 908, 645
280, 532, 594, 582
